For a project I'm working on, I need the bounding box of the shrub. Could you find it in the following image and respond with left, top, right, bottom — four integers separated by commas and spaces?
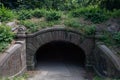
0, 25, 14, 42
70, 8, 86, 17
17, 9, 32, 20
111, 9, 120, 18
32, 8, 46, 18
45, 10, 61, 21
93, 76, 104, 80
20, 20, 39, 33
113, 32, 120, 44
0, 5, 14, 22
0, 42, 8, 52
71, 6, 109, 23
64, 19, 82, 28
99, 31, 114, 45
0, 25, 14, 52
83, 25, 96, 35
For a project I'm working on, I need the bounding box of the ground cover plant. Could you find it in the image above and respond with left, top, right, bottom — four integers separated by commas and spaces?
0, 24, 14, 53
0, 5, 14, 22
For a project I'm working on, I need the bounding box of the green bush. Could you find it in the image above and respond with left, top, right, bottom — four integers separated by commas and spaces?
70, 8, 86, 17
99, 31, 115, 45
32, 8, 46, 18
71, 6, 109, 23
45, 10, 61, 21
0, 25, 14, 42
83, 25, 96, 35
17, 9, 32, 20
0, 25, 14, 52
0, 5, 14, 22
111, 9, 120, 18
0, 42, 8, 53
20, 20, 39, 33
113, 32, 120, 44
93, 76, 104, 80
64, 19, 82, 28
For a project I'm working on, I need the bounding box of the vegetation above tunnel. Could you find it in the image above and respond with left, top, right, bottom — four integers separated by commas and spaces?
0, 0, 120, 55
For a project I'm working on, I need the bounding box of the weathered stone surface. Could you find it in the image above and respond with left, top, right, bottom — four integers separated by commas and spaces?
26, 27, 94, 71
6, 21, 18, 31
93, 43, 120, 78
1, 27, 120, 78
0, 40, 26, 77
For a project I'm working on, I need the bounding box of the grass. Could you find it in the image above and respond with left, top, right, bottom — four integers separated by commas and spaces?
0, 73, 28, 80
93, 76, 120, 80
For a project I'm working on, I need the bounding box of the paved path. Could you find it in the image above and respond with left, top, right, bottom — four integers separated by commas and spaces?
28, 60, 88, 80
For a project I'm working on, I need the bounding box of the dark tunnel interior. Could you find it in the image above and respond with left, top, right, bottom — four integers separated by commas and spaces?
35, 41, 86, 67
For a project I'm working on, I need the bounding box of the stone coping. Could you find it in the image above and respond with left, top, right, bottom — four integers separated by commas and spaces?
16, 27, 95, 38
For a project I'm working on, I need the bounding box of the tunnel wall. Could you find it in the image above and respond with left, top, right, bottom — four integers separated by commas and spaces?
0, 40, 26, 77
93, 43, 120, 78
26, 27, 95, 70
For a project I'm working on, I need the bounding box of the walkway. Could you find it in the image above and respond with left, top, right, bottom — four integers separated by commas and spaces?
28, 60, 88, 80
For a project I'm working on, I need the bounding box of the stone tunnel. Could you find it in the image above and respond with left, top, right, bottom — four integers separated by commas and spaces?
26, 27, 95, 70
0, 27, 120, 78
3, 27, 118, 78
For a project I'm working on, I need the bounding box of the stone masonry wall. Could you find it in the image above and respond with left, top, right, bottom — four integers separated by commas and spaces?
93, 43, 120, 78
0, 40, 26, 77
26, 27, 95, 70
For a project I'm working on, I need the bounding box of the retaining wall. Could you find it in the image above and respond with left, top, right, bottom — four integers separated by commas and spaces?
93, 43, 120, 78
0, 40, 26, 77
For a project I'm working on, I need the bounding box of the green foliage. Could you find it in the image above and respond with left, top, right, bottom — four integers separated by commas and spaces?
0, 25, 14, 42
100, 0, 120, 10
32, 8, 46, 18
83, 25, 96, 35
0, 5, 14, 22
45, 10, 61, 21
111, 9, 120, 18
0, 0, 81, 10
71, 6, 109, 23
0, 42, 8, 53
20, 19, 61, 33
17, 9, 32, 20
93, 76, 104, 80
113, 32, 120, 44
0, 73, 28, 80
20, 20, 39, 33
64, 19, 82, 28
98, 31, 115, 46
0, 25, 14, 52
93, 76, 120, 80
64, 18, 96, 35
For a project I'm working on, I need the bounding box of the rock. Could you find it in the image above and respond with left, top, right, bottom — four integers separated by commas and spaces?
107, 24, 120, 33
6, 21, 18, 31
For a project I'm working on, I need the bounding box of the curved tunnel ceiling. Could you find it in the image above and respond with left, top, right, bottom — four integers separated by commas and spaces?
35, 41, 86, 66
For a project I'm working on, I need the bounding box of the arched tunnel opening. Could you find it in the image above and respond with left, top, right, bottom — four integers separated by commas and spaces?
32, 41, 87, 79
35, 41, 86, 67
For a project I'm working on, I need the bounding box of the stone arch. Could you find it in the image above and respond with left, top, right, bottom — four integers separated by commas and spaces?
35, 40, 86, 67
26, 27, 95, 70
